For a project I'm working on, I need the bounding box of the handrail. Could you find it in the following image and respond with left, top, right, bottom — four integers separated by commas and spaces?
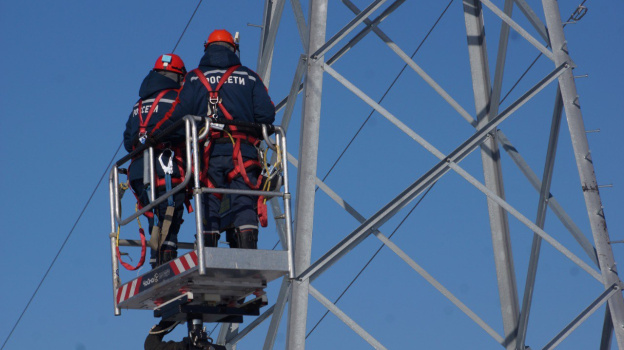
109, 115, 295, 315
110, 117, 195, 226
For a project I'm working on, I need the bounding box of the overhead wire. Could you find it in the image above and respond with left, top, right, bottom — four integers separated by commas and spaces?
304, 0, 454, 338
499, 0, 589, 104
305, 0, 591, 340
318, 0, 455, 185
172, 0, 204, 53
306, 183, 436, 339
195, 0, 588, 343
1, 142, 124, 350
0, 2, 204, 348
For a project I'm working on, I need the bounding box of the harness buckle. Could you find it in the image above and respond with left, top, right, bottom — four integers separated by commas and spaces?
208, 95, 221, 105
210, 122, 225, 131
158, 150, 175, 175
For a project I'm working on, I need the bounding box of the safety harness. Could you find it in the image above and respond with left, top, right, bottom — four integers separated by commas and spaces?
192, 66, 268, 227
122, 90, 192, 270
130, 89, 190, 217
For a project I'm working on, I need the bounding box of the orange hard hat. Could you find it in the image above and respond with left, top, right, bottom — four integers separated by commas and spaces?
204, 29, 236, 50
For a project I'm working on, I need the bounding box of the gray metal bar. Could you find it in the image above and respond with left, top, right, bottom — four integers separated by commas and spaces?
218, 323, 238, 346
496, 131, 599, 266
480, 0, 555, 61
263, 278, 291, 350
274, 2, 401, 114
286, 151, 504, 343
287, 0, 328, 348
516, 87, 564, 350
299, 62, 567, 282
189, 118, 206, 275
116, 239, 193, 250
372, 231, 505, 344
201, 187, 284, 198
542, 284, 620, 350
269, 57, 306, 252
324, 64, 600, 282
226, 298, 276, 345
286, 153, 371, 234
115, 120, 195, 227
334, 0, 406, 66
343, 0, 598, 269
512, 0, 549, 43
108, 170, 121, 316
489, 0, 513, 127
600, 307, 613, 350
269, 55, 306, 252
276, 128, 296, 279
280, 55, 307, 133
228, 307, 270, 345
290, 139, 600, 346
289, 0, 309, 50
149, 147, 156, 202
308, 285, 388, 349
257, 0, 273, 71
343, 0, 475, 126
448, 150, 602, 282
311, 0, 388, 60
463, 2, 518, 348
257, 0, 286, 84
542, 0, 624, 345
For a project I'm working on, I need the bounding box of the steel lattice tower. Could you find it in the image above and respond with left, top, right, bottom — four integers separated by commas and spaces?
216, 1, 624, 349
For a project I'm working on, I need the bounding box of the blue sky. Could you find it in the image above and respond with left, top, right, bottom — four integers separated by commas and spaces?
1, 0, 623, 349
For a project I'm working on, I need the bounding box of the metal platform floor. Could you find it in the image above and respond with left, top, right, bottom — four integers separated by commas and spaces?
116, 247, 289, 322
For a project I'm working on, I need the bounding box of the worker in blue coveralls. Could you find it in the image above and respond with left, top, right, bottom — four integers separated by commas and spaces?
166, 29, 275, 249
123, 53, 188, 269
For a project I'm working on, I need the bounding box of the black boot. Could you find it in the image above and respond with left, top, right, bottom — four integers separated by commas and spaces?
203, 231, 220, 247
160, 250, 177, 265
227, 228, 258, 249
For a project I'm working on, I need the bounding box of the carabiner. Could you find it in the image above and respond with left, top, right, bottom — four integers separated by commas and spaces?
158, 150, 175, 175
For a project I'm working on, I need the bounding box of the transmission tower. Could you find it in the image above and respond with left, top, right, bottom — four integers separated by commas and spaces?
227, 0, 624, 348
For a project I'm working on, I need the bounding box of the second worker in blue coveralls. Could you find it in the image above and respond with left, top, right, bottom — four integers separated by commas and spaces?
166, 29, 275, 249
123, 54, 188, 268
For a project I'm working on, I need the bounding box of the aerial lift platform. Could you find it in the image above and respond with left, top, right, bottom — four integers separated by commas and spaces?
108, 116, 294, 343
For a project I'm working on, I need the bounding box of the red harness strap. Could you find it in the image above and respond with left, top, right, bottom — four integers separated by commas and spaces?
193, 66, 268, 226
193, 65, 263, 191
130, 89, 193, 217
193, 65, 241, 122
138, 89, 171, 137
199, 139, 223, 200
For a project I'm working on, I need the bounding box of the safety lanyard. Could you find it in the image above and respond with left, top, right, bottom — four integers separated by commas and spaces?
158, 150, 175, 206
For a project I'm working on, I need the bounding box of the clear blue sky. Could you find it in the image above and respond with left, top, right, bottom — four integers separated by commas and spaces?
1, 0, 623, 349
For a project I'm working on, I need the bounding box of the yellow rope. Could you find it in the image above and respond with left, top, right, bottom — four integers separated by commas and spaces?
224, 130, 235, 144
116, 203, 144, 248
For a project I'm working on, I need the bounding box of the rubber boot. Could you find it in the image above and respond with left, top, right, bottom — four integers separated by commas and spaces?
203, 231, 220, 247
227, 228, 258, 249
160, 250, 177, 265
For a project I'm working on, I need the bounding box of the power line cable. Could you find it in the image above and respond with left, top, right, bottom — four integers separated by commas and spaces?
306, 182, 437, 339
1, 142, 124, 350
499, 0, 588, 104
318, 0, 455, 185
172, 0, 204, 53
302, 0, 454, 338
304, 0, 590, 340
1, 2, 205, 347
269, 0, 453, 266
